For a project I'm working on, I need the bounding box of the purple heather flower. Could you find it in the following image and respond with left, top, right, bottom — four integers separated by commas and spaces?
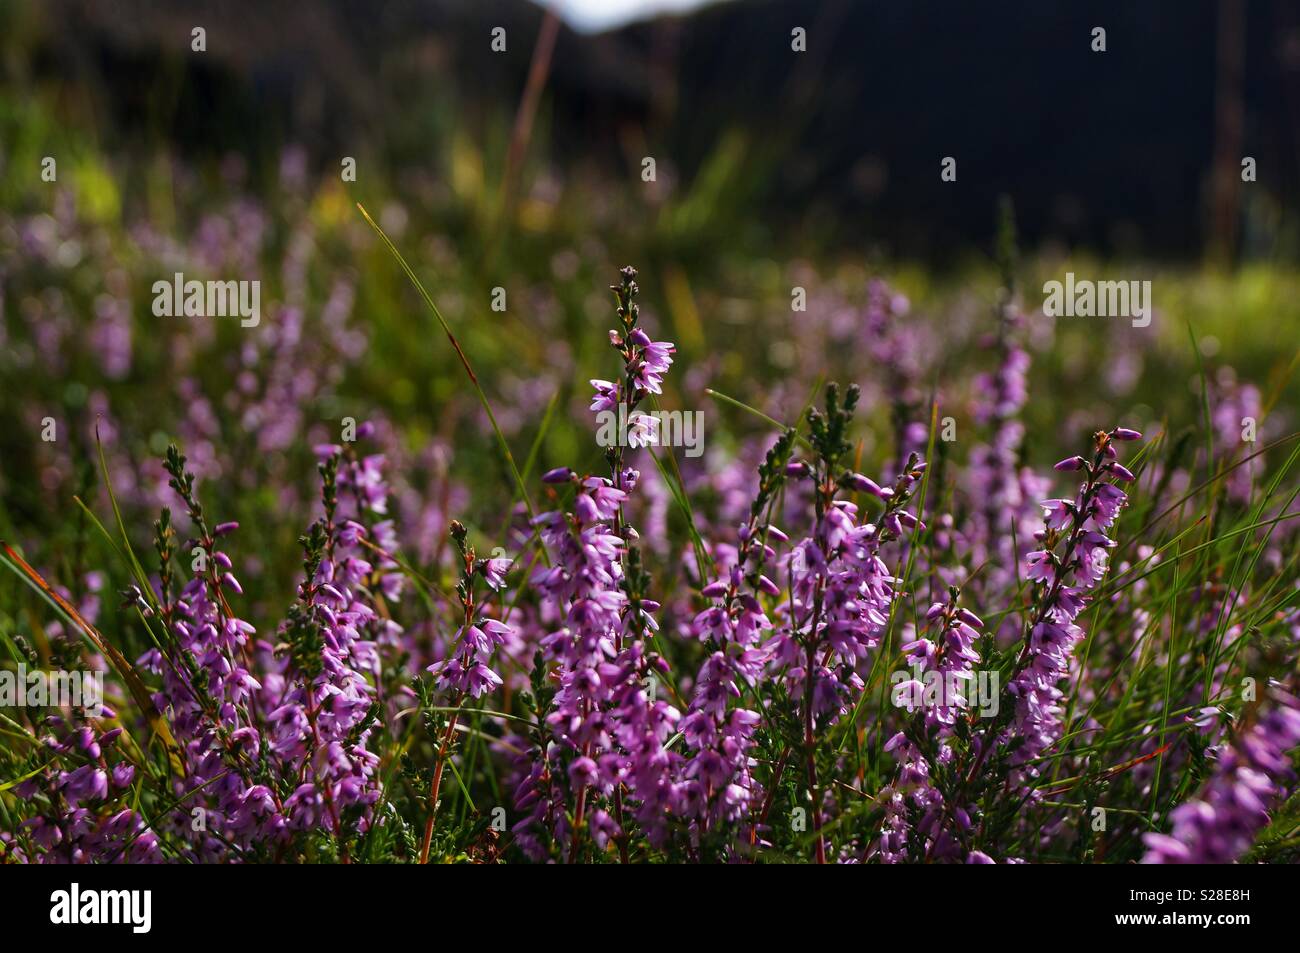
846, 472, 885, 497
878, 592, 986, 862
1143, 688, 1300, 863
590, 379, 619, 413
626, 412, 660, 448
1107, 462, 1136, 482
634, 339, 675, 396
1025, 550, 1055, 583
1040, 499, 1073, 531
481, 556, 513, 591
1082, 483, 1126, 530
1003, 430, 1134, 788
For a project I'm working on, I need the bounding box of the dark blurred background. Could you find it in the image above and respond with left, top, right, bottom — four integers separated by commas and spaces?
6, 0, 1299, 264
3, 0, 1298, 622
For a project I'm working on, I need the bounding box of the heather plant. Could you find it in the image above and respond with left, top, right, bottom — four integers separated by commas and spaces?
3, 225, 1300, 865
5, 0, 1300, 877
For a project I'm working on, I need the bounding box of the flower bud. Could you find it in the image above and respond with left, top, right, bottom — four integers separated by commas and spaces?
846, 472, 885, 497
1054, 455, 1086, 471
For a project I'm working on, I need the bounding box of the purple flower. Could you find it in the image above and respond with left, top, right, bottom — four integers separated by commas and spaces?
1025, 550, 1055, 582
480, 556, 513, 591
589, 379, 619, 413
1040, 499, 1073, 531
429, 617, 513, 699
1003, 429, 1133, 786
634, 340, 675, 396
1143, 688, 1300, 863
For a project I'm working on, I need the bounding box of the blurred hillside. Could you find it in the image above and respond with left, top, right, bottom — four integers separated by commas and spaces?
4, 0, 1299, 262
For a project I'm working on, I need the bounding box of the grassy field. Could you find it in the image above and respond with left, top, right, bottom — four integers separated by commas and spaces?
2, 11, 1300, 864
